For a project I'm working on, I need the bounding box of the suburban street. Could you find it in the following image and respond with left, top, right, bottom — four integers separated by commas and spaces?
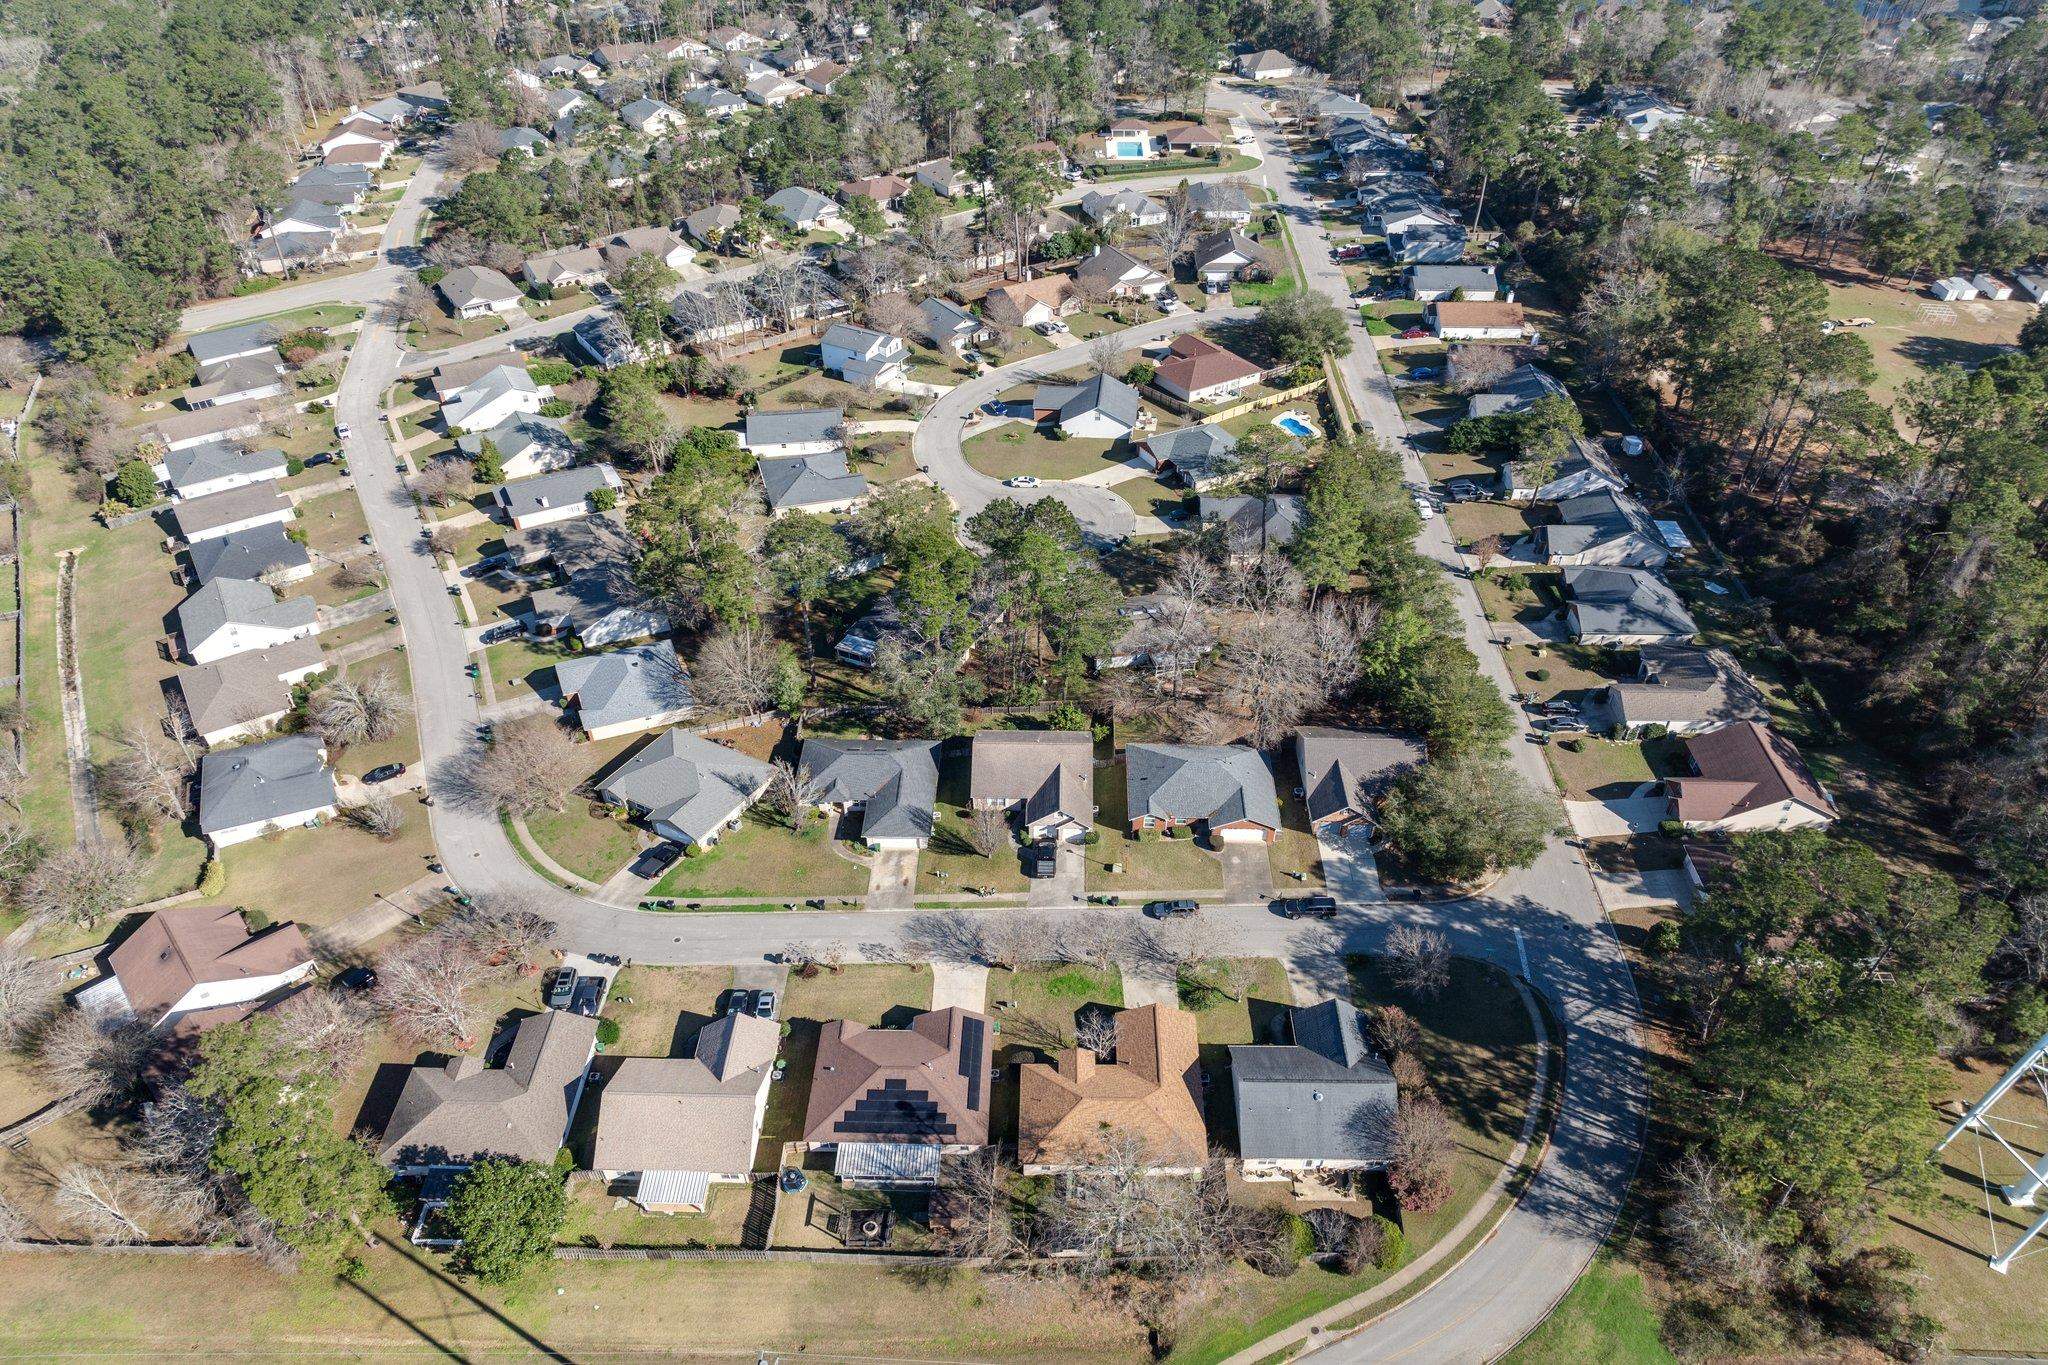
310, 78, 1645, 1363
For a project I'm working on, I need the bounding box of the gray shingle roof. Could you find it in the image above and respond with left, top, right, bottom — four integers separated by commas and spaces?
1467, 363, 1566, 418
744, 407, 843, 449
170, 482, 292, 539
1230, 999, 1398, 1163
492, 464, 618, 520
1199, 493, 1305, 552
185, 523, 312, 587
1193, 229, 1263, 270
187, 322, 283, 367
197, 734, 336, 834
685, 86, 747, 114
379, 1010, 599, 1166
1186, 181, 1252, 216
1141, 424, 1237, 477
766, 185, 835, 225
1564, 566, 1698, 639
1408, 264, 1501, 295
598, 729, 776, 845
165, 442, 286, 495
758, 449, 867, 511
1034, 373, 1140, 432
173, 637, 327, 737
437, 265, 522, 310
1125, 744, 1280, 832
919, 296, 980, 341
457, 413, 577, 469
554, 644, 695, 731
1294, 727, 1426, 825
175, 578, 317, 651
798, 739, 940, 842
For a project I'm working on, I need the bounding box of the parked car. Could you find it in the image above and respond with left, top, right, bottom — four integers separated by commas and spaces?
363, 762, 407, 784
1335, 245, 1369, 261
334, 965, 378, 993
630, 842, 682, 879
1412, 495, 1438, 520
725, 988, 755, 1016
334, 422, 352, 441
1274, 894, 1339, 919
478, 622, 523, 644
1536, 700, 1579, 716
546, 968, 576, 1010
1005, 475, 1040, 489
1399, 326, 1430, 340
753, 990, 777, 1020
1446, 479, 1484, 502
1157, 293, 1181, 313
571, 976, 604, 1017
1025, 845, 1057, 879
1410, 365, 1439, 380
462, 554, 510, 579
1145, 899, 1198, 919
1033, 319, 1069, 336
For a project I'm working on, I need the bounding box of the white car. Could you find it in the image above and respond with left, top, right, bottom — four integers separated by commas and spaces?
1412, 495, 1438, 520
1006, 475, 1041, 489
334, 422, 352, 441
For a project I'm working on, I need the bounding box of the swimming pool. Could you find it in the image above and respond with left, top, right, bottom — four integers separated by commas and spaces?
1273, 412, 1320, 440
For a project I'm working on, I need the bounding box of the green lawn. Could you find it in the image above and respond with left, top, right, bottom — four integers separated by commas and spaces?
961, 423, 1127, 483
331, 650, 421, 780
1270, 787, 1326, 889
601, 964, 735, 1057
919, 761, 1032, 895
1088, 151, 1261, 180
483, 636, 580, 692
1088, 766, 1224, 895
1502, 639, 1630, 701
1503, 1255, 1673, 1364
215, 814, 438, 928
295, 488, 372, 558
1444, 500, 1541, 550
1543, 737, 1663, 802
651, 815, 868, 901
523, 798, 643, 884
1233, 271, 1299, 305
984, 963, 1124, 1066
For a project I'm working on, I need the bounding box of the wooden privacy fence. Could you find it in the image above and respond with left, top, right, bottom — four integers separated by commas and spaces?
1142, 374, 1327, 424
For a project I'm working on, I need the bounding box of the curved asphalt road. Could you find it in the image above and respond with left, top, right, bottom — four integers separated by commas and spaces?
315, 82, 1644, 1364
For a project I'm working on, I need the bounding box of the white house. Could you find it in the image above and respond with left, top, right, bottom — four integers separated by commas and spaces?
163, 442, 289, 501
591, 1014, 780, 1212
196, 734, 338, 850
1237, 49, 1298, 80
437, 265, 525, 319
620, 97, 686, 135
1431, 300, 1531, 342
741, 407, 843, 458
73, 906, 315, 1036
1078, 190, 1168, 229
1033, 372, 1142, 440
818, 322, 908, 387
764, 186, 840, 234
1152, 334, 1264, 406
169, 482, 296, 545
317, 118, 396, 160
1931, 276, 1979, 301
457, 413, 578, 479
1073, 243, 1170, 299
555, 645, 698, 742
176, 577, 320, 665
493, 463, 622, 530
1406, 264, 1503, 302
442, 365, 549, 434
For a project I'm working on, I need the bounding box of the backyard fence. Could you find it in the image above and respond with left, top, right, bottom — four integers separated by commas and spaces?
1141, 374, 1327, 425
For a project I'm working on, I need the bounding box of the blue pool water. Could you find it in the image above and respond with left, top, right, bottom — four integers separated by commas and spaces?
1275, 415, 1316, 438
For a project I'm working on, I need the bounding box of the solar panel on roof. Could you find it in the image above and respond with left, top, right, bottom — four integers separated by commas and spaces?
960, 1016, 985, 1112
834, 1079, 956, 1138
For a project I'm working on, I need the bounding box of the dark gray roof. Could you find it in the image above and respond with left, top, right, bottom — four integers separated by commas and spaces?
685, 86, 747, 113
620, 96, 676, 125
187, 321, 283, 367
598, 729, 776, 843
1199, 493, 1305, 552
165, 442, 286, 494
1125, 743, 1279, 832
185, 523, 312, 587
173, 637, 327, 735
919, 296, 980, 341
170, 482, 292, 539
1542, 489, 1663, 559
1142, 424, 1237, 476
1388, 224, 1467, 263
1294, 727, 1426, 825
684, 203, 742, 241
758, 449, 867, 511
437, 265, 522, 310
766, 185, 835, 224
554, 644, 695, 730
197, 734, 336, 834
1186, 181, 1252, 216
797, 738, 940, 842
1467, 363, 1566, 418
458, 413, 577, 469
1230, 999, 1398, 1163
175, 577, 316, 649
1564, 566, 1698, 639
492, 464, 618, 520
744, 407, 843, 448
1193, 229, 1263, 269
1034, 373, 1140, 431
1408, 264, 1501, 294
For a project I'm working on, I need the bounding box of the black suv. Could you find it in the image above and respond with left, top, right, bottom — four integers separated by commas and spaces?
1145, 899, 1198, 919
1273, 894, 1340, 919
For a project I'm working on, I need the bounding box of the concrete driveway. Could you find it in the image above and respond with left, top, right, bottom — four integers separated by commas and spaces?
1317, 827, 1386, 903
865, 848, 918, 911
1026, 840, 1087, 908
1562, 788, 1668, 838
1219, 841, 1274, 904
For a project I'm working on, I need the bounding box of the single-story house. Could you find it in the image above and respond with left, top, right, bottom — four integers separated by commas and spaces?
196, 733, 337, 850
841, 174, 913, 210
567, 312, 645, 370
430, 350, 524, 401
683, 86, 748, 119
908, 156, 974, 197
318, 117, 397, 159
73, 906, 314, 1037
799, 738, 940, 850
1192, 229, 1265, 288
1098, 118, 1167, 161
515, 514, 672, 648
801, 1008, 992, 1177
801, 61, 847, 95
1387, 223, 1468, 264
1077, 190, 1168, 229
983, 274, 1080, 329
321, 141, 389, 169
1431, 300, 1529, 341
919, 296, 989, 353
163, 442, 288, 501
185, 351, 288, 410
554, 643, 697, 741
707, 25, 765, 51
1135, 423, 1238, 488
620, 96, 685, 135
744, 72, 808, 106
1501, 435, 1627, 502
522, 245, 608, 290
458, 413, 579, 479
436, 265, 525, 319
169, 481, 294, 545
969, 729, 1094, 842
1033, 372, 1142, 440
596, 729, 775, 847
759, 448, 869, 516
1231, 999, 1400, 1179
1590, 644, 1769, 738
499, 126, 549, 157
1407, 263, 1503, 302
176, 576, 319, 665
441, 364, 547, 434
1152, 334, 1263, 405
742, 406, 843, 458
149, 401, 268, 454
1019, 1004, 1205, 1174
834, 596, 912, 668
379, 1009, 599, 1172
1237, 49, 1299, 80
1185, 180, 1253, 225
1538, 490, 1669, 569
592, 1014, 781, 1211
1199, 493, 1306, 556
184, 522, 311, 588
1124, 743, 1279, 843
1468, 362, 1567, 420
1610, 92, 1693, 139
1563, 565, 1699, 646
188, 322, 283, 369
1294, 727, 1426, 834
684, 202, 744, 247
1074, 244, 1171, 299
765, 186, 840, 234
493, 463, 621, 530
1666, 720, 1834, 833
259, 198, 348, 239
1094, 593, 1214, 673
819, 322, 908, 386
536, 53, 599, 80
170, 636, 328, 746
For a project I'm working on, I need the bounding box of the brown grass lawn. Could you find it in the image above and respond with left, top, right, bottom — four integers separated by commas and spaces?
1473, 569, 1562, 635
1445, 500, 1541, 550
759, 964, 936, 1166
602, 963, 735, 1056
1089, 769, 1225, 895
984, 963, 1125, 1065
651, 815, 868, 901
1271, 786, 1327, 889
1817, 274, 2029, 409
295, 488, 371, 558
918, 758, 1031, 895
216, 813, 439, 927
560, 1176, 752, 1249
330, 648, 421, 780
463, 572, 532, 626
409, 309, 511, 353
448, 521, 507, 566
1502, 639, 1629, 701
657, 392, 743, 432
523, 797, 643, 885
1425, 446, 1501, 484
961, 422, 1126, 482
1111, 470, 1194, 524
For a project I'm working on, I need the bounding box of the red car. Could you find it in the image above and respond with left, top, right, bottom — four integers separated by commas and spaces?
1400, 326, 1431, 339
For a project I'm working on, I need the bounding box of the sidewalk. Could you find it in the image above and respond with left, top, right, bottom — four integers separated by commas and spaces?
308, 875, 441, 957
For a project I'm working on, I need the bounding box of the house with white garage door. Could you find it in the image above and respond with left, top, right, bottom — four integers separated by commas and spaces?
1124, 743, 1279, 844
798, 737, 940, 850
593, 1013, 781, 1212
969, 730, 1094, 842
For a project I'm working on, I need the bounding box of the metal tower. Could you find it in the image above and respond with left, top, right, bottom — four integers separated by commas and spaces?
1935, 1031, 2048, 1274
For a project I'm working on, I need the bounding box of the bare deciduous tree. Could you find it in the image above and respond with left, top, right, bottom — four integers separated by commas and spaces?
55, 1164, 153, 1244
1036, 1139, 1261, 1287
38, 1013, 149, 1107
901, 912, 990, 966
447, 893, 556, 969
409, 455, 469, 506
1664, 1152, 1770, 1292
969, 804, 1009, 858
1387, 1097, 1455, 1213
340, 794, 404, 840
936, 1149, 1024, 1259
452, 715, 579, 816
1216, 592, 1368, 748
445, 119, 502, 173
691, 622, 787, 713
309, 670, 411, 748
0, 1189, 26, 1242
1075, 1010, 1120, 1057
1086, 334, 1125, 378
376, 931, 494, 1048
1385, 925, 1451, 1000
331, 556, 380, 592
421, 524, 458, 559
269, 990, 373, 1081
18, 842, 141, 930
386, 279, 436, 329
94, 725, 193, 827
0, 946, 60, 1050
1447, 343, 1519, 395
764, 759, 819, 828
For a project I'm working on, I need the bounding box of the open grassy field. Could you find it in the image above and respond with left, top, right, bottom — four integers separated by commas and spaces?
1814, 269, 2030, 407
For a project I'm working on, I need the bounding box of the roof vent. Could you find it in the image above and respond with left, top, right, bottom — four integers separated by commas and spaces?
1310, 1091, 1324, 1103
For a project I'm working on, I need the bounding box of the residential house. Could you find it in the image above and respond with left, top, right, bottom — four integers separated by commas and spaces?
1609, 91, 1694, 139
170, 637, 328, 746
397, 83, 449, 116
1152, 334, 1264, 406
73, 906, 314, 1037
707, 25, 765, 51
493, 463, 622, 530
1192, 229, 1265, 289
1033, 372, 1142, 440
801, 61, 847, 95
1368, 195, 1456, 238
842, 174, 913, 211
436, 265, 525, 318
1474, 0, 1512, 27
969, 730, 1094, 842
1468, 362, 1566, 419
317, 117, 397, 161
379, 1010, 600, 1172
536, 53, 600, 80
908, 157, 975, 197
1294, 727, 1426, 835
800, 1008, 992, 1183
442, 364, 547, 434
514, 514, 673, 647
669, 281, 766, 344
1563, 566, 1698, 646
819, 322, 909, 386
196, 734, 338, 850
322, 141, 389, 170
1018, 1004, 1205, 1174
1237, 49, 1300, 80
1231, 999, 1400, 1179
163, 442, 287, 501
592, 41, 654, 72
1074, 244, 1171, 299
1135, 424, 1237, 488
983, 275, 1080, 329
1124, 743, 1279, 843
355, 95, 417, 126
759, 448, 869, 516
765, 186, 840, 234
744, 72, 807, 106
244, 230, 340, 277
1186, 180, 1253, 225
176, 577, 318, 665
1387, 223, 1468, 264
1538, 490, 1669, 569
499, 127, 549, 158
543, 86, 590, 120
1077, 190, 1168, 229
1406, 263, 1503, 302
596, 729, 775, 847
683, 86, 748, 119
429, 350, 524, 401
1094, 592, 1214, 672
554, 643, 697, 741
592, 1014, 780, 1211
568, 312, 646, 370
185, 352, 288, 410
594, 79, 647, 110
184, 523, 311, 589
1431, 300, 1530, 342
1971, 272, 2013, 300
1501, 435, 1627, 502
684, 203, 744, 248
1667, 721, 1834, 832
834, 596, 911, 668
169, 482, 294, 545
798, 738, 941, 849
522, 245, 608, 291
741, 406, 843, 458
1199, 493, 1306, 556
259, 199, 348, 239
1590, 645, 1769, 738
919, 297, 989, 354
150, 401, 267, 455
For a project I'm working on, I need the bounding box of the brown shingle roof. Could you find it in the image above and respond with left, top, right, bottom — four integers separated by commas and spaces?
1155, 334, 1262, 396
107, 906, 311, 1028
1433, 300, 1526, 329
984, 275, 1077, 325
968, 730, 1093, 830
1669, 721, 1831, 823
841, 174, 912, 202
379, 1010, 599, 1166
1018, 1004, 1206, 1168
801, 1007, 990, 1147
591, 1014, 779, 1174
323, 142, 387, 166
